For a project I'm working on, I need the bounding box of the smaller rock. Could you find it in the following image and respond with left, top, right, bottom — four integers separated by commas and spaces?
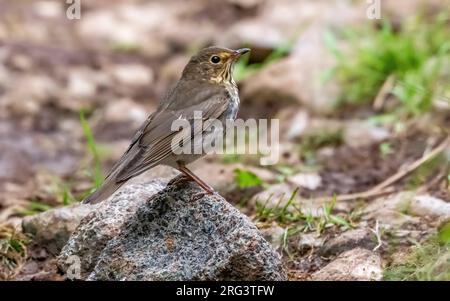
344, 121, 391, 148
111, 64, 153, 86
103, 98, 149, 126
4, 75, 60, 115
409, 195, 450, 219
250, 183, 297, 210
288, 173, 322, 190
22, 204, 94, 254
33, 1, 62, 18
9, 54, 33, 71
320, 228, 376, 257
277, 109, 309, 141
31, 248, 49, 261
364, 192, 450, 229
20, 261, 39, 276
277, 142, 302, 166
296, 232, 325, 252
312, 248, 382, 281
259, 223, 285, 250
276, 108, 345, 142
362, 192, 421, 228
66, 68, 105, 100
21, 75, 60, 102
67, 74, 96, 99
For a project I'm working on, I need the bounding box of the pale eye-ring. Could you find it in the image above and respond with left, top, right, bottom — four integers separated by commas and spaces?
210, 55, 221, 64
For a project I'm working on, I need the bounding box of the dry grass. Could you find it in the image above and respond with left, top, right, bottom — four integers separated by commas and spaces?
0, 224, 29, 280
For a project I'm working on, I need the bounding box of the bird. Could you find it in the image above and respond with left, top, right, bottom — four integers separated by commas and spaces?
83, 46, 250, 204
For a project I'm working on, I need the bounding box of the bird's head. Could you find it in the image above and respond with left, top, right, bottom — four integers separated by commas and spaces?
181, 46, 250, 84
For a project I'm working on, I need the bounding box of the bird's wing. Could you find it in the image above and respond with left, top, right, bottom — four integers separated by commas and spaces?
112, 88, 229, 182
103, 113, 155, 181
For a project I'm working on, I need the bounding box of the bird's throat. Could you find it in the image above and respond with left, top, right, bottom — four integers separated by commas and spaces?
210, 62, 236, 86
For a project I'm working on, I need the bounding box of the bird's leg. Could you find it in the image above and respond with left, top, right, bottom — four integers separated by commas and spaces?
177, 163, 215, 194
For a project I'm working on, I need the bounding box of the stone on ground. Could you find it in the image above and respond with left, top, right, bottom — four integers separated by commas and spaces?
57, 176, 286, 281
312, 248, 382, 281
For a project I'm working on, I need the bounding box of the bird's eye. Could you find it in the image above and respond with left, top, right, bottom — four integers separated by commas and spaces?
210, 55, 221, 64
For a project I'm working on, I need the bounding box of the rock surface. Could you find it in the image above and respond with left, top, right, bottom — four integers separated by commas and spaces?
312, 248, 382, 281
343, 121, 391, 148
250, 182, 297, 210
22, 204, 94, 255
58, 176, 286, 280
320, 229, 376, 257
362, 192, 422, 228
259, 223, 285, 251
409, 195, 450, 219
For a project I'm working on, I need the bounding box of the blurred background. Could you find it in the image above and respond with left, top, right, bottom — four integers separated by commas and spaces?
0, 0, 449, 280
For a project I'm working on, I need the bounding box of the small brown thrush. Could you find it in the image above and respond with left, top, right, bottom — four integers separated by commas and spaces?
83, 46, 250, 204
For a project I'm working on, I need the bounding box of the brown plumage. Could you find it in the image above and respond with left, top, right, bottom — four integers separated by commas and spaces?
83, 46, 250, 204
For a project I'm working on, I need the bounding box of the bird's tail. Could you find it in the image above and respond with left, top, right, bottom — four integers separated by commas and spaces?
82, 140, 145, 205
82, 178, 124, 205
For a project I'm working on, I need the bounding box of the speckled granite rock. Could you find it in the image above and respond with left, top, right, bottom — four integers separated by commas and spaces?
58, 176, 286, 280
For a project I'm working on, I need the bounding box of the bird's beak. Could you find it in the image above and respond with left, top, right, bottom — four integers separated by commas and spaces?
232, 48, 251, 59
